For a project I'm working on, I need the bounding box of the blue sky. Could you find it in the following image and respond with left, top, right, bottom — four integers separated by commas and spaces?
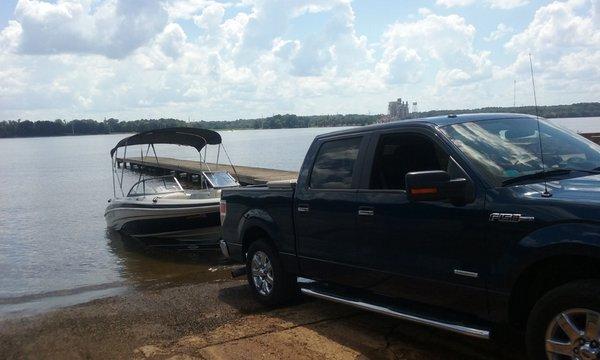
0, 0, 598, 121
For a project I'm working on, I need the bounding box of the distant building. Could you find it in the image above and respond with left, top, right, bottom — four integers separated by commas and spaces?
379, 97, 411, 123
388, 98, 410, 119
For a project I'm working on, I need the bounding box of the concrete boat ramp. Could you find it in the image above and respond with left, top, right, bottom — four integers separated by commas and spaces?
0, 279, 520, 359
116, 157, 298, 185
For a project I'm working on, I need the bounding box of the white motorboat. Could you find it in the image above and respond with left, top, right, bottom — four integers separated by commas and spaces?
104, 128, 239, 247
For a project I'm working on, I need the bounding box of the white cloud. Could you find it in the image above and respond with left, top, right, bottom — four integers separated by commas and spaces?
201, 0, 372, 77
0, 20, 22, 52
164, 0, 225, 20
193, 3, 226, 29
435, 0, 476, 7
484, 23, 514, 41
156, 23, 188, 59
233, 0, 291, 58
436, 0, 529, 9
378, 12, 490, 87
0, 0, 598, 121
289, 1, 372, 77
502, 0, 600, 103
376, 46, 422, 84
506, 0, 599, 57
488, 0, 529, 9
0, 0, 382, 120
9, 0, 168, 59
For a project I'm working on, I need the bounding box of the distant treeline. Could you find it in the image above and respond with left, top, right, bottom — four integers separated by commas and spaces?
0, 114, 379, 138
414, 102, 600, 119
1, 102, 599, 138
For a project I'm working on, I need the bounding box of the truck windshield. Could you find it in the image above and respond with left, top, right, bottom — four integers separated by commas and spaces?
439, 118, 600, 187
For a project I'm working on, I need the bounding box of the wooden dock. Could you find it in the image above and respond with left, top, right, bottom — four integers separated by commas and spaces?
116, 157, 298, 185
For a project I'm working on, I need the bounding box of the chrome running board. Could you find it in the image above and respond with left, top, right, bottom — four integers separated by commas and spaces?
300, 285, 490, 339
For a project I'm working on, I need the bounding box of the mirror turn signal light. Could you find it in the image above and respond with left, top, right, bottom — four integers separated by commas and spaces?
410, 187, 438, 195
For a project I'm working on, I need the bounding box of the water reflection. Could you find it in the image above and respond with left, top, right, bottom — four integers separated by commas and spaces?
105, 230, 235, 289
0, 231, 237, 318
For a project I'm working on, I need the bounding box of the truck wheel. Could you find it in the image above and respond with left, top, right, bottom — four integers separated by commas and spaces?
526, 280, 600, 360
246, 239, 297, 306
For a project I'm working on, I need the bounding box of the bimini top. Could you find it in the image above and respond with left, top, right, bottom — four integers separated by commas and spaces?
110, 127, 222, 157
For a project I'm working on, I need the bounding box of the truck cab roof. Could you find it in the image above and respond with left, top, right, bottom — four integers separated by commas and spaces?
315, 113, 538, 140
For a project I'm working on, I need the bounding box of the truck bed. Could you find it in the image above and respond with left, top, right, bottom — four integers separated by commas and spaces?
220, 181, 297, 263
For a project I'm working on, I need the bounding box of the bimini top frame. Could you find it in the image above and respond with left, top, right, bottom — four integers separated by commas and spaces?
109, 127, 221, 157
109, 127, 238, 198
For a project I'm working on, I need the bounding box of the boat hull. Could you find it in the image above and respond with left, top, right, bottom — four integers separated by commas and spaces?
105, 199, 220, 246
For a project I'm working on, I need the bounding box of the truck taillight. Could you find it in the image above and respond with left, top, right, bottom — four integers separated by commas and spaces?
219, 200, 226, 225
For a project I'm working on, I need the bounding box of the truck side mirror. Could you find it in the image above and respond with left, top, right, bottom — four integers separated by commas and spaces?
405, 170, 468, 204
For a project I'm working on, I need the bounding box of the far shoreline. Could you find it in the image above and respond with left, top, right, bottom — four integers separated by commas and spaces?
2, 113, 600, 140
0, 125, 350, 140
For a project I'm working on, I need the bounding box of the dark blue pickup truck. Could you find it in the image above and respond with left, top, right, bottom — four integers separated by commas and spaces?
220, 113, 600, 359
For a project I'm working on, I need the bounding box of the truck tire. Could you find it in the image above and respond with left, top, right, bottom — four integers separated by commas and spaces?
526, 280, 600, 360
246, 239, 298, 307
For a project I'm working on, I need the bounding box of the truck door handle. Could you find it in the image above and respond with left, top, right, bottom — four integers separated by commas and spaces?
358, 207, 374, 216
297, 204, 310, 213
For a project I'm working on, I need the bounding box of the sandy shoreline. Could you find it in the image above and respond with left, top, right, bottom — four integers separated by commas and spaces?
0, 278, 525, 359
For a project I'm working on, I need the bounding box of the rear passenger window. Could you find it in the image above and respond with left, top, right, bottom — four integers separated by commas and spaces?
370, 133, 450, 190
310, 137, 362, 189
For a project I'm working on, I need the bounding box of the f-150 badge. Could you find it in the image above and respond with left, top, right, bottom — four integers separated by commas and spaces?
489, 213, 535, 223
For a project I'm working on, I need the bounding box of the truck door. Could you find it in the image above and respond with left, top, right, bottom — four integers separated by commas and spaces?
294, 135, 368, 285
354, 129, 489, 317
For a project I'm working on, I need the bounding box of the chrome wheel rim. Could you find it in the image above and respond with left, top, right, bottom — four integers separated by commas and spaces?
251, 251, 273, 296
546, 308, 600, 360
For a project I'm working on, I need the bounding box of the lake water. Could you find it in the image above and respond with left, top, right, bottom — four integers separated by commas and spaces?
0, 118, 599, 317
550, 117, 600, 133
0, 127, 344, 318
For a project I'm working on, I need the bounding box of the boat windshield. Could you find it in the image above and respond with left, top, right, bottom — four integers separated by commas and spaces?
127, 176, 184, 197
203, 171, 239, 188
439, 117, 600, 187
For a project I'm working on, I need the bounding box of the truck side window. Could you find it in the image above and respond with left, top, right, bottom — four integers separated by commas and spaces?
370, 133, 449, 190
310, 137, 362, 189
